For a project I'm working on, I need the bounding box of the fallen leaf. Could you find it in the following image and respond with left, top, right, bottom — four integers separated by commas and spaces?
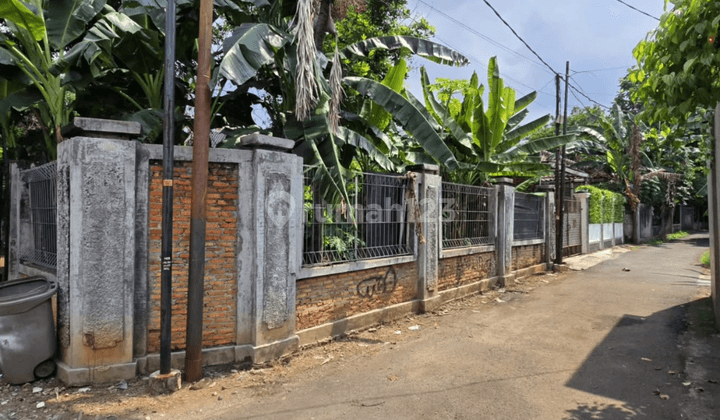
641, 357, 652, 362
408, 325, 420, 331
659, 394, 670, 400
36, 402, 45, 409
683, 381, 692, 386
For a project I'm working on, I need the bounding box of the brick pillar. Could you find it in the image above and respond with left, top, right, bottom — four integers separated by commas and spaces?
538, 185, 555, 268
575, 192, 590, 254
495, 178, 514, 286
55, 119, 143, 385
408, 165, 441, 312
236, 134, 303, 363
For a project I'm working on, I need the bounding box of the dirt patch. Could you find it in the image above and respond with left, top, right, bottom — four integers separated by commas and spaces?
0, 270, 568, 420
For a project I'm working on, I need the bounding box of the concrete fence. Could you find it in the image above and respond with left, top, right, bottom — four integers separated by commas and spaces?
6, 118, 628, 385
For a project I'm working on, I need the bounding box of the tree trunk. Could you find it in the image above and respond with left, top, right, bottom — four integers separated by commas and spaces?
314, 0, 336, 51
632, 204, 639, 244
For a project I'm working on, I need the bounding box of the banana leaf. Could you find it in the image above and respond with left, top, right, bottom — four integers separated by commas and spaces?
46, 0, 106, 50
219, 23, 288, 87
420, 67, 474, 155
0, 0, 45, 41
344, 76, 459, 170
341, 36, 469, 67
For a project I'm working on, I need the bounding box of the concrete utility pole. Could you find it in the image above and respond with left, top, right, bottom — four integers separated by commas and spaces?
555, 62, 570, 265
185, 0, 213, 383
554, 73, 561, 264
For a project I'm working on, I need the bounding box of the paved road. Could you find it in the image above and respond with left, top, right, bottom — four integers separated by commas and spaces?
209, 235, 716, 419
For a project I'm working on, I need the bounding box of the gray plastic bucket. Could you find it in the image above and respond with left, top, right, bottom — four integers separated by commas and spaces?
0, 276, 58, 384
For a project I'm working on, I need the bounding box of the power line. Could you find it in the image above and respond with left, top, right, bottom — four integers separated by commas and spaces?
415, 0, 554, 76
568, 82, 610, 109
434, 35, 556, 98
613, 0, 660, 21
479, 0, 558, 75
572, 65, 633, 74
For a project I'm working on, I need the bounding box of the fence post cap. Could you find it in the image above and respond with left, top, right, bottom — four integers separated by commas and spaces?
536, 184, 555, 192
493, 177, 513, 186
407, 164, 439, 175
238, 133, 295, 151
71, 117, 142, 138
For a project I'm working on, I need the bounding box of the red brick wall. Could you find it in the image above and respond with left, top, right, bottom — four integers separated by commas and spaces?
438, 251, 496, 291
512, 244, 545, 271
296, 262, 418, 331
147, 162, 238, 353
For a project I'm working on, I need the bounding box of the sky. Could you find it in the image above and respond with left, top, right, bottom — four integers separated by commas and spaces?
402, 0, 668, 121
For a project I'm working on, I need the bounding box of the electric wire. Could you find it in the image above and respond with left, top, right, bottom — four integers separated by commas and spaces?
415, 0, 554, 76
479, 0, 559, 75
613, 0, 660, 21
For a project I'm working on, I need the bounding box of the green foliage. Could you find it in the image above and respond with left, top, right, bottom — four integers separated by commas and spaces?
420, 57, 576, 184
614, 192, 626, 223
632, 0, 720, 124
667, 231, 689, 241
701, 250, 710, 267
576, 185, 625, 224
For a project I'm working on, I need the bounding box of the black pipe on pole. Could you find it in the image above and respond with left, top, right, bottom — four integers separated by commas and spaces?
1, 130, 9, 283
160, 0, 177, 375
185, 0, 213, 383
554, 73, 562, 264
556, 61, 570, 264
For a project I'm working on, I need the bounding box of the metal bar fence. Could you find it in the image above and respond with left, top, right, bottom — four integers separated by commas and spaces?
302, 167, 412, 266
441, 182, 492, 249
19, 162, 57, 269
513, 192, 545, 241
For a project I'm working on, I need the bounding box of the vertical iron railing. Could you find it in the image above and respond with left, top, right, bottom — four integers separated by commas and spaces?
441, 181, 493, 249
302, 168, 412, 266
513, 192, 545, 241
19, 162, 57, 270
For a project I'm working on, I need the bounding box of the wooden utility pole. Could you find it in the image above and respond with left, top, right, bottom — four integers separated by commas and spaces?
185, 0, 213, 383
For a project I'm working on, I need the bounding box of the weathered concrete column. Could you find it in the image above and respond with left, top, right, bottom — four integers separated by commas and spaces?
236, 134, 303, 363
55, 119, 143, 385
575, 192, 590, 254
538, 185, 555, 268
7, 163, 23, 280
709, 103, 720, 323
408, 164, 441, 313
494, 178, 514, 285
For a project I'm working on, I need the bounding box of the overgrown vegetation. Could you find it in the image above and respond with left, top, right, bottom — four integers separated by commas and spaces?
575, 185, 625, 224
701, 250, 710, 268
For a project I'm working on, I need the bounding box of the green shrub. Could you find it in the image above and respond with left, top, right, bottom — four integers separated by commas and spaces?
701, 250, 710, 268
576, 185, 603, 224
613, 193, 626, 223
667, 231, 689, 241
575, 186, 626, 224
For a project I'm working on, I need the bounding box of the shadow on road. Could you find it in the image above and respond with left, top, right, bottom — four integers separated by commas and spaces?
563, 297, 719, 420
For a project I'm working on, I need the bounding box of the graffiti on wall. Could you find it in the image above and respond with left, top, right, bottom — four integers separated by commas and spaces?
357, 267, 397, 298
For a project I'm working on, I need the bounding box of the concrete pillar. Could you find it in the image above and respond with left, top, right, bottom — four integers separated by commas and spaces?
408, 164, 441, 313
236, 134, 303, 363
495, 178, 514, 285
575, 192, 590, 254
710, 104, 720, 323
7, 163, 22, 280
537, 185, 555, 268
55, 120, 143, 385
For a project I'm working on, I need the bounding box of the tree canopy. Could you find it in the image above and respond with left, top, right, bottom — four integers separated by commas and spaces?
631, 0, 720, 123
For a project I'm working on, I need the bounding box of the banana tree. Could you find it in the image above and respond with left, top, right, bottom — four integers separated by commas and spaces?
420, 56, 576, 185
217, 3, 469, 202
0, 0, 147, 156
